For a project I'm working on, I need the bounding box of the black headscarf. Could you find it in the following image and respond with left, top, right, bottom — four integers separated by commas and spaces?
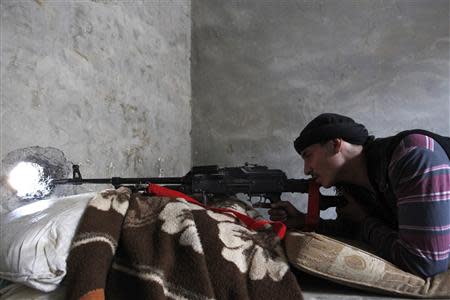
294, 113, 370, 154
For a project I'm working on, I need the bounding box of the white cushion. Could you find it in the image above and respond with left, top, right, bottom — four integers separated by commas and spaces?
0, 193, 95, 292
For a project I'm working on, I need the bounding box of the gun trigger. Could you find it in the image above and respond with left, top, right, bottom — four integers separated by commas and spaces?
253, 202, 272, 209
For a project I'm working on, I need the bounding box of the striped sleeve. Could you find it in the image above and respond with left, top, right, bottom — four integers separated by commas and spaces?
361, 134, 450, 277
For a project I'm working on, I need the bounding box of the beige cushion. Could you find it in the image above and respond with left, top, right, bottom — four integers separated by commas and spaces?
285, 231, 450, 299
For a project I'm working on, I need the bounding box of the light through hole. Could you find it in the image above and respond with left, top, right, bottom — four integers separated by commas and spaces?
7, 161, 52, 199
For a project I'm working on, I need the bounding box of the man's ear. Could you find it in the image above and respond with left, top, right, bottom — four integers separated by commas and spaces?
331, 138, 342, 153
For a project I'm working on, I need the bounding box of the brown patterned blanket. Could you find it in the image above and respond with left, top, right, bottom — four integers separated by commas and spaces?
66, 187, 303, 299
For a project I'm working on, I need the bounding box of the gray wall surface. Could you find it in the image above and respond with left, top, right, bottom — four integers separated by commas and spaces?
1, 0, 191, 182
191, 0, 450, 211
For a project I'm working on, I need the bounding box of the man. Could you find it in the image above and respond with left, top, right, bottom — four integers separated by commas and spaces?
269, 113, 450, 278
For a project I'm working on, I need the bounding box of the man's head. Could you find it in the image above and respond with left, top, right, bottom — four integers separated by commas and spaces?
294, 113, 369, 187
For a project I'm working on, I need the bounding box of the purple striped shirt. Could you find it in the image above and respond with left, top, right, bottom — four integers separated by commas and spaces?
361, 134, 450, 277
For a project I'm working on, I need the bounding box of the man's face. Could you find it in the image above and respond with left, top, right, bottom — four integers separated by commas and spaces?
300, 141, 340, 188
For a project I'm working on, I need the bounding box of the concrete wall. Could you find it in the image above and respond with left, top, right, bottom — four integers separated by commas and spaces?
1, 0, 449, 214
191, 0, 450, 211
1, 0, 191, 182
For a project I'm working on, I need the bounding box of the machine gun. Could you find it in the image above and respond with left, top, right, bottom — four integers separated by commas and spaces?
52, 163, 346, 230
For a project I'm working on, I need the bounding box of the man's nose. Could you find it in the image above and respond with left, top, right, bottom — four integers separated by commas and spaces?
304, 162, 312, 176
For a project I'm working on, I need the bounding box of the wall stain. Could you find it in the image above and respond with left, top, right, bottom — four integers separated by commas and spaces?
104, 90, 117, 111
114, 19, 124, 39
7, 53, 18, 71
67, 103, 82, 119
31, 90, 41, 108
73, 48, 89, 62
123, 146, 145, 175
132, 128, 151, 146
226, 143, 234, 154
119, 103, 138, 122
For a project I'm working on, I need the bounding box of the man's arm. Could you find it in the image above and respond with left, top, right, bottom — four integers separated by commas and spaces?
361, 134, 450, 277
317, 218, 360, 238
269, 201, 360, 238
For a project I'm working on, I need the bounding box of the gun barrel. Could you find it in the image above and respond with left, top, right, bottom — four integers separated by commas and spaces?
111, 177, 183, 185
51, 177, 184, 186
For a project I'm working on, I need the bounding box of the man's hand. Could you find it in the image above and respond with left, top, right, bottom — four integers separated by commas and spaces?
335, 192, 368, 223
268, 201, 305, 229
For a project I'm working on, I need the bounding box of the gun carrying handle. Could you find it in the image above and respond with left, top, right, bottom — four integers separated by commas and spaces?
304, 181, 320, 231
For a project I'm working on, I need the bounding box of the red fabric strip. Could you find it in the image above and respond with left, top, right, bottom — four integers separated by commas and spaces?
147, 183, 286, 239
304, 181, 320, 231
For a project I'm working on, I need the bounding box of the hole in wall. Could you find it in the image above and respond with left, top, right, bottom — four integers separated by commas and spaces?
1, 146, 72, 212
